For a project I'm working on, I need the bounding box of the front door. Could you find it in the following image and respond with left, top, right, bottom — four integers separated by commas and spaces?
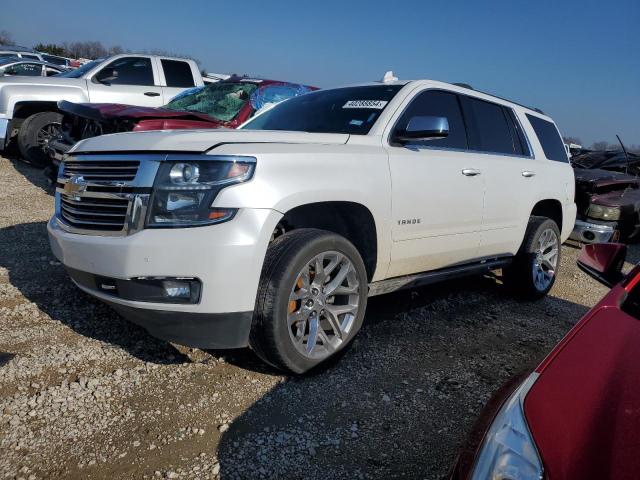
386, 89, 485, 277
87, 56, 163, 107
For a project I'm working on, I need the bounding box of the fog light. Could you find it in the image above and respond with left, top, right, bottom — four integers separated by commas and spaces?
163, 280, 192, 299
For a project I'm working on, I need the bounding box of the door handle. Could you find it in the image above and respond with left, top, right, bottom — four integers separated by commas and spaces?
521, 171, 536, 177
461, 168, 481, 176
144, 91, 160, 97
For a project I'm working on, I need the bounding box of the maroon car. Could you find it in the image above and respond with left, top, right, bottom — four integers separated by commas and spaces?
452, 242, 640, 480
47, 76, 315, 166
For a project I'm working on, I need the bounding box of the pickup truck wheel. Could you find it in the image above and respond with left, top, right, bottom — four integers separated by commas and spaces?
17, 112, 62, 167
250, 229, 368, 374
504, 216, 561, 299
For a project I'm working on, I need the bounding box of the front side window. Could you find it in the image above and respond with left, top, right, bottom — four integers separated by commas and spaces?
164, 81, 258, 122
526, 114, 568, 163
161, 59, 195, 88
393, 90, 468, 149
242, 85, 403, 135
95, 57, 154, 86
463, 97, 517, 155
42, 54, 66, 66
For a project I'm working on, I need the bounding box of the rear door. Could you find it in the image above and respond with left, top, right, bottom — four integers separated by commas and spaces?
86, 56, 164, 107
460, 96, 538, 257
158, 58, 197, 103
385, 89, 485, 276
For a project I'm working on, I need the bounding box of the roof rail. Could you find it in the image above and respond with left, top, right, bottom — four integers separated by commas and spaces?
453, 82, 474, 90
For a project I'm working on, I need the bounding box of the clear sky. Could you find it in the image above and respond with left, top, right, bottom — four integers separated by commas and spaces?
2, 0, 638, 146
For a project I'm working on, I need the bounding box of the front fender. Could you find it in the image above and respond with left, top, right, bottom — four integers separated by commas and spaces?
0, 81, 89, 117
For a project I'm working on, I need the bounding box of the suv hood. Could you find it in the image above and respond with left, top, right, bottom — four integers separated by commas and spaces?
72, 128, 350, 154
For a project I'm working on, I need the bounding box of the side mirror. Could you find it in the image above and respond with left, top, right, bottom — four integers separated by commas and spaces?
93, 68, 117, 85
393, 116, 449, 144
577, 243, 627, 287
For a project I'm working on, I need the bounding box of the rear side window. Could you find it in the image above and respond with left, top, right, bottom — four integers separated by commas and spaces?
462, 97, 517, 155
504, 108, 531, 156
161, 59, 195, 88
394, 90, 468, 149
526, 114, 568, 162
21, 54, 40, 60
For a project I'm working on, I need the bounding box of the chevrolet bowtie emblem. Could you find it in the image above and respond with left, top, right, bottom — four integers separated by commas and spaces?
64, 175, 87, 198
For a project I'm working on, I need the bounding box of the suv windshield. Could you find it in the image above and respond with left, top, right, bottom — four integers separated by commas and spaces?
56, 59, 103, 78
164, 81, 259, 122
242, 85, 403, 134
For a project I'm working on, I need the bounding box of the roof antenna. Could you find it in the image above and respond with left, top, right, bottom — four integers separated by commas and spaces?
381, 71, 398, 83
616, 134, 631, 176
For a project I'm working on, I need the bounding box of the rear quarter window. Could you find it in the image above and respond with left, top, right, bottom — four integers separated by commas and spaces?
526, 114, 568, 163
161, 59, 195, 88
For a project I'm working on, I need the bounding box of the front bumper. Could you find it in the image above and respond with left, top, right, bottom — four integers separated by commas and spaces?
569, 219, 616, 243
48, 208, 282, 348
0, 117, 9, 151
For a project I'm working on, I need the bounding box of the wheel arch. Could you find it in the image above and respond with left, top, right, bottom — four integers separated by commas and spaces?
274, 201, 379, 282
531, 199, 563, 232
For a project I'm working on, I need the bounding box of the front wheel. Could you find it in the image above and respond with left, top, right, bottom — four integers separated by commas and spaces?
250, 229, 368, 374
504, 216, 561, 299
17, 111, 62, 167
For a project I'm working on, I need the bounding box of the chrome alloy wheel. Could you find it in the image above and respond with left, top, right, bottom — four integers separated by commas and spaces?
287, 251, 360, 360
532, 228, 559, 291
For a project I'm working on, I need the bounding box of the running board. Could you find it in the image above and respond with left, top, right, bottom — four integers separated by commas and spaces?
368, 257, 512, 297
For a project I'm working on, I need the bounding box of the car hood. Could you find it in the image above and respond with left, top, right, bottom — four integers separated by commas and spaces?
0, 75, 84, 87
71, 128, 350, 154
573, 167, 640, 189
525, 287, 640, 479
58, 100, 221, 125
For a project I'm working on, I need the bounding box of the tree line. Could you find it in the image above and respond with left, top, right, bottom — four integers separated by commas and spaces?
564, 136, 640, 153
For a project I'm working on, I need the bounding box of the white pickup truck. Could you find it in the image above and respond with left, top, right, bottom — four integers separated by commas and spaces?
0, 53, 203, 165
48, 77, 576, 373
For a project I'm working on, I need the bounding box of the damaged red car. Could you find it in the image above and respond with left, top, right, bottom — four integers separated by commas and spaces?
451, 242, 640, 480
570, 150, 640, 243
48, 76, 316, 165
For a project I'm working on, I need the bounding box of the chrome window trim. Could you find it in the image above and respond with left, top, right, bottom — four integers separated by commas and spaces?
386, 87, 536, 160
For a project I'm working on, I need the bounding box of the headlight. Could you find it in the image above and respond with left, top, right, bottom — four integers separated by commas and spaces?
147, 156, 255, 227
470, 373, 543, 480
587, 204, 621, 221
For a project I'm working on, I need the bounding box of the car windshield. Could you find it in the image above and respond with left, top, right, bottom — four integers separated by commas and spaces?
242, 84, 403, 134
164, 81, 258, 122
56, 59, 103, 78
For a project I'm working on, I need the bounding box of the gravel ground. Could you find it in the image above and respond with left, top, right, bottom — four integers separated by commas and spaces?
0, 155, 621, 479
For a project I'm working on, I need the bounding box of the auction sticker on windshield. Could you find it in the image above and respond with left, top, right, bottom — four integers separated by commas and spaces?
343, 100, 388, 109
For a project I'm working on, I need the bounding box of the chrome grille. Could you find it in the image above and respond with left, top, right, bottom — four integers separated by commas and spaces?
60, 195, 129, 231
62, 160, 140, 181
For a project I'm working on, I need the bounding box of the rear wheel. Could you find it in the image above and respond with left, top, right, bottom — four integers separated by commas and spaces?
17, 111, 62, 167
250, 229, 368, 374
504, 216, 561, 299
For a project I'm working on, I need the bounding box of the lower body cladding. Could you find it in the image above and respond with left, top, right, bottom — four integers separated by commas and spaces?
569, 218, 617, 243
47, 208, 282, 349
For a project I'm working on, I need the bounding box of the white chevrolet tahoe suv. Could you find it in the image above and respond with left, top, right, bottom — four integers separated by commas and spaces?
47, 78, 576, 373
0, 53, 203, 166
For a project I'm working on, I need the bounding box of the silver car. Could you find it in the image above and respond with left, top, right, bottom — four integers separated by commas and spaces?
0, 57, 65, 77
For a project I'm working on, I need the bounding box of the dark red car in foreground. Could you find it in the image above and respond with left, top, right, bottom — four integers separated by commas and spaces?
452, 242, 640, 480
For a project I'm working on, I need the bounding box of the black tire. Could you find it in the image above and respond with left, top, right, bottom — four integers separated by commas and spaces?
503, 216, 561, 299
250, 228, 368, 374
17, 111, 62, 167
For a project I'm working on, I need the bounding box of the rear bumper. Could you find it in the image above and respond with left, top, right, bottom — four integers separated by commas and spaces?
569, 219, 616, 243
